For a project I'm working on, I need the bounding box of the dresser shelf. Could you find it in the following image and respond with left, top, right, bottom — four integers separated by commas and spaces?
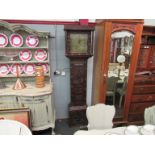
0, 20, 55, 131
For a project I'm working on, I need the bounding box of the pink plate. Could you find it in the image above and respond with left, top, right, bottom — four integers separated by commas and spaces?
10, 34, 23, 47
0, 33, 8, 47
34, 50, 47, 61
10, 64, 23, 75
42, 63, 49, 73
0, 64, 10, 76
24, 63, 35, 75
19, 49, 32, 61
26, 35, 39, 47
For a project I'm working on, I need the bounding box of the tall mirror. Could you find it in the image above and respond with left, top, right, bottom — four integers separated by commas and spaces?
105, 31, 134, 117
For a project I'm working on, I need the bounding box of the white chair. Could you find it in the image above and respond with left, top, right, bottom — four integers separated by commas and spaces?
144, 105, 155, 125
86, 103, 115, 130
0, 119, 32, 135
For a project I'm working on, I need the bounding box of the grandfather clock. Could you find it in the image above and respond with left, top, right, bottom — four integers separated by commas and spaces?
64, 25, 94, 126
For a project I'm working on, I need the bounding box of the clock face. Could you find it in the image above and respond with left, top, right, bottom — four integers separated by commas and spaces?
70, 33, 88, 53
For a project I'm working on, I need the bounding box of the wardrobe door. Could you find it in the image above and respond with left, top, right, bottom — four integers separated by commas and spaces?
94, 20, 144, 124
105, 31, 134, 111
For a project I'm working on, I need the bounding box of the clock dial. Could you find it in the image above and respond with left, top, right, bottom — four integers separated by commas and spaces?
70, 34, 88, 53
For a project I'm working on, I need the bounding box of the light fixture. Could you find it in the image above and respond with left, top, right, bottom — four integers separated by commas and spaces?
117, 55, 126, 63
117, 55, 126, 78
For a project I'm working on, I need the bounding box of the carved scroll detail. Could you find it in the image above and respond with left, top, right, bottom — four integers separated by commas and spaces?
0, 20, 50, 37
112, 23, 136, 33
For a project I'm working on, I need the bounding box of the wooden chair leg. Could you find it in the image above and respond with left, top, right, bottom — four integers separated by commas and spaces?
113, 94, 115, 106
119, 95, 123, 107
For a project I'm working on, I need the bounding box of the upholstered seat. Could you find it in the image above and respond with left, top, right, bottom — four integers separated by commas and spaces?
86, 104, 115, 130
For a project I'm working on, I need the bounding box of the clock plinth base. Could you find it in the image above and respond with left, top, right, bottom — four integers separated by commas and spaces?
68, 104, 88, 127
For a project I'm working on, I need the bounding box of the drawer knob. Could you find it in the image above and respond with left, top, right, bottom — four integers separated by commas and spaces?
148, 96, 153, 100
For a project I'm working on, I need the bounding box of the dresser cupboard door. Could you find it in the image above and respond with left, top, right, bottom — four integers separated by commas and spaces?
18, 95, 55, 131
0, 96, 18, 109
149, 46, 155, 69
137, 45, 150, 71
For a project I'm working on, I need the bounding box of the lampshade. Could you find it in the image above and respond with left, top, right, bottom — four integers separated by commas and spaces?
117, 55, 126, 63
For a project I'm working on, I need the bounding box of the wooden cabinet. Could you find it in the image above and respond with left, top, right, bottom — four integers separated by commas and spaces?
128, 26, 155, 125
0, 21, 55, 131
92, 19, 144, 125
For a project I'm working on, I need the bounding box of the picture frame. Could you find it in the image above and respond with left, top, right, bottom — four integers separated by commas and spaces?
0, 107, 31, 128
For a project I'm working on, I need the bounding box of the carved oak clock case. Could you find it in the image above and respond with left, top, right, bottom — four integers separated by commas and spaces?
64, 25, 94, 126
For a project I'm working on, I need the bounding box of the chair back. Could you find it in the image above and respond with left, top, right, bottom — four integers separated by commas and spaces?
107, 77, 119, 91
144, 105, 155, 125
86, 104, 115, 130
122, 76, 128, 92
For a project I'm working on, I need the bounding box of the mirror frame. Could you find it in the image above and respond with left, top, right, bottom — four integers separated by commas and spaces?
106, 30, 135, 112
95, 20, 144, 123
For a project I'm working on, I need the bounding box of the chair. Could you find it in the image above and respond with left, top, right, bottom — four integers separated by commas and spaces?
116, 77, 128, 107
86, 104, 115, 130
0, 119, 32, 135
106, 77, 119, 105
144, 105, 155, 125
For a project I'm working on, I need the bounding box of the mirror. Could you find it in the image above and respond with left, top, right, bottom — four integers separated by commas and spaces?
105, 31, 134, 117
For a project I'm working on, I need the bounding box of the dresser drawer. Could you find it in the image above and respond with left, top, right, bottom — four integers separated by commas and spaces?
134, 75, 155, 85
131, 94, 155, 102
133, 85, 155, 94
129, 102, 155, 113
128, 113, 144, 122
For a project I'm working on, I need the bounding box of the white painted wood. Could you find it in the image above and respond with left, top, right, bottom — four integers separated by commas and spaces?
0, 83, 53, 96
0, 21, 55, 130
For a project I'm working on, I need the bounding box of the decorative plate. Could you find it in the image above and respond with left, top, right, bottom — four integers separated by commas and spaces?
19, 49, 32, 61
34, 50, 47, 61
41, 63, 49, 73
0, 33, 8, 47
26, 35, 39, 47
23, 63, 35, 75
0, 64, 10, 76
10, 34, 23, 47
104, 132, 120, 135
10, 64, 23, 75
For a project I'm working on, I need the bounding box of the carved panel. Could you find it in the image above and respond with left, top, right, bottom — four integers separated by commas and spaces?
112, 23, 136, 33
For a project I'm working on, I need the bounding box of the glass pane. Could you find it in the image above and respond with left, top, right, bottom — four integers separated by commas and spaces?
106, 31, 134, 117
70, 34, 88, 53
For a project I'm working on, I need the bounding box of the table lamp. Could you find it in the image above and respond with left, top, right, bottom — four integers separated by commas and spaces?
117, 55, 126, 78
